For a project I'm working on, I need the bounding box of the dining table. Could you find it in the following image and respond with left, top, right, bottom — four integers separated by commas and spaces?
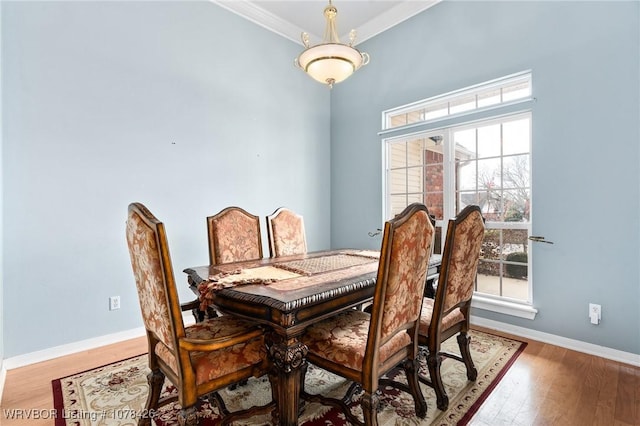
184, 248, 441, 426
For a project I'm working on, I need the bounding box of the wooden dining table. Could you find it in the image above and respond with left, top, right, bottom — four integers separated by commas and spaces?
184, 249, 441, 426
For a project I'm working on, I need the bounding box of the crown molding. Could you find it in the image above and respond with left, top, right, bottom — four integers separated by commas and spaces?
212, 1, 311, 44
352, 0, 440, 44
211, 0, 441, 46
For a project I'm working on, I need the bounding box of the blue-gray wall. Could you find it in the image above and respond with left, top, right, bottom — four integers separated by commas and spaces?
331, 1, 640, 354
2, 0, 639, 359
2, 1, 329, 357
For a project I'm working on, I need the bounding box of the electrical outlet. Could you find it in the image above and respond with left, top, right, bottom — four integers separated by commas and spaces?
109, 296, 121, 311
589, 303, 601, 325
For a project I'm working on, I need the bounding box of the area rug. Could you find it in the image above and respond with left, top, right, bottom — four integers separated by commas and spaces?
52, 330, 525, 426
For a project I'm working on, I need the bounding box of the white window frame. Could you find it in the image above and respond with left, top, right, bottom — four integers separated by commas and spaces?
383, 70, 533, 132
380, 72, 538, 320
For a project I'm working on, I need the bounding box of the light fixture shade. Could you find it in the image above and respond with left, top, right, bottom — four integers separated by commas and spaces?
297, 43, 367, 86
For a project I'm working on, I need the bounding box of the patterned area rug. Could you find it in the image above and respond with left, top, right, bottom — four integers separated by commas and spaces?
52, 330, 525, 426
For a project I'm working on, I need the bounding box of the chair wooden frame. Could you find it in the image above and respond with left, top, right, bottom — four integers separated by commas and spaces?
207, 206, 263, 266
301, 203, 435, 426
418, 204, 485, 411
126, 203, 274, 425
266, 207, 307, 258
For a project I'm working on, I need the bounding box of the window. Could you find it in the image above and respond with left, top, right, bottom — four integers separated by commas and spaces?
382, 72, 537, 319
384, 71, 532, 130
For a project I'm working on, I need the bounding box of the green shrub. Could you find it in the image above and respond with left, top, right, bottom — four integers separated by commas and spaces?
505, 252, 528, 278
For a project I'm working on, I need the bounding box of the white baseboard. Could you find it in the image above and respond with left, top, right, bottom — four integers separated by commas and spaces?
3, 326, 147, 370
472, 315, 640, 367
2, 313, 637, 373
0, 360, 6, 403
3, 312, 197, 371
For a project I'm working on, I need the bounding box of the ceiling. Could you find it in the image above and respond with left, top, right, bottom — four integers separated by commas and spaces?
213, 0, 441, 46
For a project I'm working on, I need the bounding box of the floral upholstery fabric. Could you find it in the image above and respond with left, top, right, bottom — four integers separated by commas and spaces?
418, 298, 464, 336
442, 210, 485, 313
126, 210, 175, 351
303, 206, 433, 372
302, 310, 411, 371
155, 316, 266, 385
210, 209, 261, 264
380, 210, 434, 341
269, 209, 307, 257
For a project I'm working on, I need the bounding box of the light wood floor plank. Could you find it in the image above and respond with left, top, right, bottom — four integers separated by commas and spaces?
1, 329, 638, 426
0, 336, 147, 426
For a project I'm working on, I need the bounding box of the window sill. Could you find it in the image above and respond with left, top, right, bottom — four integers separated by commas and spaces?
471, 295, 538, 320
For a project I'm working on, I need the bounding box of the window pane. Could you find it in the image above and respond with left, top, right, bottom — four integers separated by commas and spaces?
502, 229, 528, 300
503, 189, 530, 222
426, 153, 443, 175
423, 102, 448, 120
476, 264, 501, 296
425, 162, 443, 189
503, 229, 528, 254
389, 113, 407, 128
383, 72, 531, 130
477, 87, 501, 108
477, 124, 501, 158
426, 149, 444, 219
457, 160, 476, 191
407, 139, 425, 167
426, 191, 444, 220
389, 169, 406, 194
503, 118, 530, 155
407, 166, 423, 193
389, 142, 407, 167
477, 157, 502, 187
449, 95, 476, 114
406, 110, 422, 125
503, 154, 530, 189
502, 81, 531, 102
457, 190, 480, 212
407, 193, 423, 205
454, 128, 476, 153
477, 229, 501, 296
390, 195, 407, 217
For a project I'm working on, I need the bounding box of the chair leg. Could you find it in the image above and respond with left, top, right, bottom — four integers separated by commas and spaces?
140, 369, 164, 426
178, 405, 198, 426
192, 306, 219, 323
209, 392, 231, 417
402, 358, 427, 418
361, 390, 380, 426
457, 332, 478, 381
426, 351, 449, 411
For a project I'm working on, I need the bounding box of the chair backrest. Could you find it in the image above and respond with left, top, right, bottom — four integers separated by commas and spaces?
126, 203, 184, 354
266, 207, 307, 257
367, 203, 435, 352
435, 205, 485, 316
207, 207, 263, 265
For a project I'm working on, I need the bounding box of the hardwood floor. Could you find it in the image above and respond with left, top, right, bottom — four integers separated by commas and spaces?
0, 328, 638, 425
1, 336, 147, 426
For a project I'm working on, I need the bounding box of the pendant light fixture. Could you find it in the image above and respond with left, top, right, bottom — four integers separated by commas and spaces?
295, 0, 370, 88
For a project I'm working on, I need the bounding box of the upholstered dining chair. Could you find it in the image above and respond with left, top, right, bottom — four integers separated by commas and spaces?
417, 204, 485, 411
266, 207, 307, 257
126, 203, 275, 426
207, 206, 263, 266
300, 203, 435, 426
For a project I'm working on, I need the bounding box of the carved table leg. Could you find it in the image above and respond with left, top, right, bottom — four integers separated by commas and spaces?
265, 331, 308, 426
